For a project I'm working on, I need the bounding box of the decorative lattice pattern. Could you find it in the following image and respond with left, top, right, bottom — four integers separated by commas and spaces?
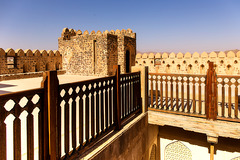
165, 141, 192, 160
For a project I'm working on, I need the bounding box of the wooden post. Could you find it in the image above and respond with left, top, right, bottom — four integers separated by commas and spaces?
41, 71, 59, 160
205, 62, 217, 120
113, 65, 121, 130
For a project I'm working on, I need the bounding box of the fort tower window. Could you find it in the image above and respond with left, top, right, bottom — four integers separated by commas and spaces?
7, 57, 15, 69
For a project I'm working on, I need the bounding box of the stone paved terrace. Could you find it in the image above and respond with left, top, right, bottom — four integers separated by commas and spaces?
148, 110, 240, 140
0, 74, 99, 94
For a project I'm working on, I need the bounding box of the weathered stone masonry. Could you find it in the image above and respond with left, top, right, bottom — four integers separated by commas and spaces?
0, 48, 62, 75
58, 28, 136, 76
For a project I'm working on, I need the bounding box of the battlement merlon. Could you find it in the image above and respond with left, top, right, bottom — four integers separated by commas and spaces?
59, 28, 136, 40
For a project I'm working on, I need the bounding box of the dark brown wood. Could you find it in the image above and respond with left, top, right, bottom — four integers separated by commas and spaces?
27, 112, 34, 160
79, 96, 84, 146
126, 78, 129, 115
155, 76, 159, 108
113, 65, 121, 130
187, 77, 190, 113
14, 117, 21, 160
151, 76, 153, 108
205, 62, 217, 120
121, 82, 124, 118
181, 78, 184, 111
0, 121, 6, 159
85, 93, 90, 142
100, 89, 104, 133
105, 87, 109, 129
235, 82, 238, 118
170, 77, 173, 110
65, 99, 70, 154
109, 86, 113, 126
41, 72, 50, 160
165, 77, 168, 109
47, 71, 59, 160
176, 78, 179, 111
199, 80, 202, 114
228, 82, 232, 118
222, 81, 225, 117
160, 77, 163, 109
72, 91, 77, 149
95, 91, 100, 136
193, 79, 196, 113
91, 90, 95, 139
38, 107, 43, 160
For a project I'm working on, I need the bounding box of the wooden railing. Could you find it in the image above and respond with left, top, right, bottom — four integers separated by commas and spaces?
120, 72, 142, 122
216, 75, 240, 121
0, 65, 142, 160
0, 88, 45, 160
148, 73, 206, 118
149, 62, 240, 122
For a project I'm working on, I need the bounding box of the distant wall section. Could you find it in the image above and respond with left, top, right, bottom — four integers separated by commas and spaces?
136, 51, 240, 75
0, 48, 62, 75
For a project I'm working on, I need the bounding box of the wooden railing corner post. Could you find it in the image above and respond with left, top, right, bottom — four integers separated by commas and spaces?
41, 71, 59, 160
113, 65, 121, 130
206, 62, 217, 120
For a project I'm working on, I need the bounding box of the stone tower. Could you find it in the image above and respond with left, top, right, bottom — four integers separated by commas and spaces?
58, 28, 136, 76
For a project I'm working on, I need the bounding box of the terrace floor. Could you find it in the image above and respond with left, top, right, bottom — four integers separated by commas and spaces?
148, 110, 240, 140
0, 74, 99, 94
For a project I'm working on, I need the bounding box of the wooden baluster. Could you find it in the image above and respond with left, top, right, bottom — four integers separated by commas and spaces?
151, 76, 154, 108
79, 96, 83, 147
160, 76, 163, 109
113, 65, 121, 130
0, 118, 6, 159
105, 87, 109, 130
155, 76, 159, 108
235, 81, 239, 118
228, 81, 232, 118
38, 106, 43, 160
90, 88, 95, 140
65, 98, 69, 153
170, 76, 173, 110
14, 117, 21, 160
95, 90, 100, 136
222, 81, 225, 117
176, 78, 179, 111
181, 78, 184, 112
72, 89, 77, 150
85, 93, 90, 143
121, 82, 124, 118
100, 88, 104, 133
199, 79, 202, 114
133, 76, 136, 111
109, 85, 113, 126
187, 77, 190, 113
27, 108, 34, 160
126, 78, 129, 115
193, 78, 196, 113
165, 77, 168, 109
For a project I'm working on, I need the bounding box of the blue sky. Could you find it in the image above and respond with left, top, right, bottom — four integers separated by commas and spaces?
0, 0, 240, 53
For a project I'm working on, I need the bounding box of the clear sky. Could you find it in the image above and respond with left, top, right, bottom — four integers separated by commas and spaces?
1, 0, 240, 53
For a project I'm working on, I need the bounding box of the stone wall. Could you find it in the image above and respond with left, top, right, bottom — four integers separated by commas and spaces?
59, 28, 136, 76
136, 51, 240, 75
79, 113, 160, 160
0, 48, 62, 75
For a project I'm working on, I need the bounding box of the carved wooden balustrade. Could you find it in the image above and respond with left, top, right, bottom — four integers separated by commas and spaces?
0, 65, 142, 160
0, 88, 45, 160
148, 73, 207, 118
148, 62, 240, 122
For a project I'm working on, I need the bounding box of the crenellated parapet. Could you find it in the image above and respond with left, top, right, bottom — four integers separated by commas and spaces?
0, 48, 62, 75
136, 51, 240, 75
60, 28, 136, 41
